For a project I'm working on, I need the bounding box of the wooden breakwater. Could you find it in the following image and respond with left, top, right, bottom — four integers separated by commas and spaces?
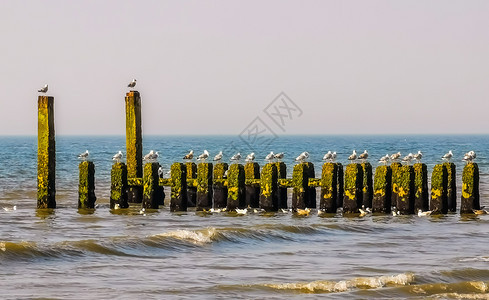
37, 91, 481, 215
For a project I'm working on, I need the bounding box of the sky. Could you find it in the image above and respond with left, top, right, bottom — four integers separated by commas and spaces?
1, 0, 488, 136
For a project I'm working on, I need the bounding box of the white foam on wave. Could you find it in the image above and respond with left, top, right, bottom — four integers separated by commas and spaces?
152, 227, 218, 245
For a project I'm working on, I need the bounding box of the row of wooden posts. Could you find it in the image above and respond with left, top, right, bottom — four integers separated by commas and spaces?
36, 92, 480, 214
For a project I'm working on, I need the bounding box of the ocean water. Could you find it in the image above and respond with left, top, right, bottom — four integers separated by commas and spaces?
1, 135, 489, 299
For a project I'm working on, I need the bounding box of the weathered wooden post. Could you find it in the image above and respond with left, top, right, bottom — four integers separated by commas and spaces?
343, 163, 363, 214
244, 162, 260, 208
390, 162, 402, 210
37, 95, 56, 209
292, 163, 312, 210
196, 162, 213, 211
78, 161, 96, 209
306, 162, 317, 208
461, 163, 480, 214
125, 91, 143, 203
361, 162, 373, 209
372, 165, 391, 213
430, 164, 448, 214
320, 163, 338, 213
227, 164, 245, 210
413, 163, 429, 212
275, 162, 288, 209
142, 163, 160, 209
259, 163, 278, 211
186, 162, 197, 207
110, 162, 128, 209
213, 163, 228, 208
336, 163, 344, 208
170, 163, 187, 211
443, 163, 457, 212
393, 165, 414, 214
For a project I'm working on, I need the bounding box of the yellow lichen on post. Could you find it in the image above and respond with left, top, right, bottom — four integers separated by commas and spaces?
37, 96, 56, 209
78, 161, 96, 209
125, 91, 142, 203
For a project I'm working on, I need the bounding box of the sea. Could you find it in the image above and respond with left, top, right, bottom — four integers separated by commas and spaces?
1, 135, 489, 299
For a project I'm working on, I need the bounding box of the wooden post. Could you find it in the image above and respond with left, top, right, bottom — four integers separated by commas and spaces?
110, 162, 128, 209
142, 162, 160, 209
196, 162, 213, 211
125, 91, 142, 203
37, 96, 56, 208
170, 162, 187, 211
390, 162, 402, 211
213, 163, 228, 209
320, 163, 338, 213
78, 161, 96, 209
186, 162, 197, 207
259, 163, 278, 211
443, 163, 457, 212
393, 165, 414, 214
244, 162, 260, 208
275, 162, 288, 209
461, 163, 480, 214
343, 163, 363, 214
413, 163, 429, 212
306, 162, 316, 208
292, 163, 312, 210
336, 163, 344, 208
430, 164, 448, 214
227, 164, 245, 211
361, 162, 373, 209
372, 165, 392, 213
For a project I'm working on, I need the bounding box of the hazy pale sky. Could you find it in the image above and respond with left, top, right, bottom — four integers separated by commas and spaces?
1, 0, 488, 135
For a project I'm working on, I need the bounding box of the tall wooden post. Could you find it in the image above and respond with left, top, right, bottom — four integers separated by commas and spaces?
125, 91, 142, 203
78, 161, 96, 209
37, 96, 56, 208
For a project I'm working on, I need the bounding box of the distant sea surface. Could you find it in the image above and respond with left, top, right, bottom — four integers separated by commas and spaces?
1, 135, 489, 299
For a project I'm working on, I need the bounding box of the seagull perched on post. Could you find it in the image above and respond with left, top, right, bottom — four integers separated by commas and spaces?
348, 150, 357, 162
274, 152, 284, 160
112, 151, 123, 163
442, 150, 453, 162
402, 153, 414, 165
78, 150, 89, 161
322, 151, 332, 161
331, 152, 337, 162
265, 151, 274, 162
379, 154, 390, 165
245, 153, 255, 162
358, 150, 368, 161
128, 79, 137, 89
38, 84, 48, 93
463, 151, 476, 163
183, 150, 194, 160
413, 151, 423, 163
295, 151, 309, 163
143, 150, 155, 161
198, 150, 209, 161
390, 152, 401, 162
213, 151, 223, 162
231, 152, 241, 162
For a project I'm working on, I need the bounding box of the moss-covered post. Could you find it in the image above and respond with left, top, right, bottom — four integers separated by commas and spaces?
186, 162, 197, 207
443, 163, 457, 212
292, 163, 313, 210
259, 163, 278, 211
244, 162, 260, 208
37, 96, 56, 209
461, 163, 480, 214
393, 165, 414, 214
320, 163, 338, 213
275, 162, 288, 209
196, 162, 213, 211
125, 91, 142, 203
110, 162, 128, 209
213, 163, 228, 208
306, 162, 317, 208
361, 162, 373, 209
372, 165, 391, 213
390, 162, 402, 210
343, 163, 363, 214
142, 162, 160, 209
78, 161, 96, 209
170, 163, 187, 212
413, 163, 429, 212
336, 163, 344, 208
227, 164, 245, 210
430, 164, 448, 214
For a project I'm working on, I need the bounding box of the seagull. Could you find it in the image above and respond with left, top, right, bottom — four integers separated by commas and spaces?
198, 150, 209, 161
235, 208, 248, 215
112, 151, 123, 163
274, 152, 284, 160
379, 154, 390, 165
150, 151, 159, 161
418, 209, 432, 217
230, 152, 241, 162
280, 208, 292, 213
128, 79, 137, 88
442, 150, 453, 162
183, 150, 194, 160
402, 153, 414, 164
143, 150, 155, 161
2, 205, 16, 212
158, 167, 164, 178
413, 151, 423, 163
318, 209, 327, 216
322, 151, 333, 161
296, 208, 311, 216
38, 84, 48, 93
213, 151, 222, 161
358, 150, 368, 161
348, 150, 357, 162
390, 152, 401, 161
78, 150, 89, 161
295, 151, 309, 162
245, 152, 255, 162
463, 151, 476, 163
331, 152, 337, 162
473, 209, 488, 215
265, 151, 275, 162
359, 208, 369, 217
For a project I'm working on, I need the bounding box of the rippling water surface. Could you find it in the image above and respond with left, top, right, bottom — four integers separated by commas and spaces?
1, 135, 489, 299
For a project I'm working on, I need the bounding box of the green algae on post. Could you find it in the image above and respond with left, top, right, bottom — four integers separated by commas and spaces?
110, 162, 128, 209
125, 91, 142, 203
275, 162, 288, 209
213, 163, 228, 209
259, 163, 278, 211
185, 162, 197, 207
390, 162, 402, 211
196, 162, 213, 211
361, 162, 373, 209
244, 162, 260, 208
142, 162, 160, 209
227, 164, 245, 211
320, 163, 338, 213
343, 163, 363, 214
372, 165, 392, 213
443, 162, 457, 212
336, 163, 344, 208
292, 162, 314, 210
170, 162, 187, 212
413, 163, 429, 212
430, 164, 448, 214
78, 161, 96, 209
460, 162, 480, 214
37, 96, 56, 209
392, 165, 414, 214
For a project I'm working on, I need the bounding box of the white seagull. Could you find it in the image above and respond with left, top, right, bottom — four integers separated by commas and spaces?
128, 79, 137, 88
274, 152, 284, 160
78, 150, 89, 161
183, 150, 194, 160
358, 150, 368, 161
231, 152, 241, 162
442, 150, 453, 162
198, 150, 210, 161
213, 151, 223, 161
390, 152, 401, 161
418, 209, 432, 217
245, 153, 255, 162
295, 151, 309, 162
38, 84, 48, 93
348, 150, 357, 162
379, 154, 390, 165
151, 151, 159, 161
413, 151, 423, 163
463, 150, 476, 163
402, 153, 414, 164
322, 151, 332, 161
331, 152, 337, 162
143, 150, 155, 161
112, 151, 123, 163
235, 208, 248, 215
265, 151, 275, 162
